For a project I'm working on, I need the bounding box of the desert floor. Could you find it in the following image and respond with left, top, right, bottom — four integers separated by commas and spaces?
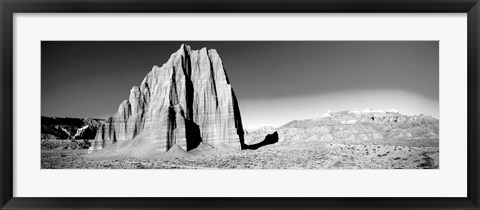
41, 139, 439, 169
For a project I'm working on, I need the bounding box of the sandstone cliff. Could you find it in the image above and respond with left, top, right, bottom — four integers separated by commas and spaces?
90, 44, 245, 156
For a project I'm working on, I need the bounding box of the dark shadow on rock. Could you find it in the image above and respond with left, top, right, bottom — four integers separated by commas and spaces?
244, 131, 279, 150
73, 127, 97, 140
231, 89, 246, 149
185, 119, 202, 151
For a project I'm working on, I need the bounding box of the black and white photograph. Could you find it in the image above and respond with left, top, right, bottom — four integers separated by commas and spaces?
41, 41, 439, 169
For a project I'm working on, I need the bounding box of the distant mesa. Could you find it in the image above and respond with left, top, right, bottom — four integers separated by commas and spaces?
243, 108, 438, 150
275, 109, 438, 144
89, 44, 245, 157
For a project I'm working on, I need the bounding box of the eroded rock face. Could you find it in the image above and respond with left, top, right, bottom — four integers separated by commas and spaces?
73, 125, 97, 140
90, 44, 245, 155
41, 117, 104, 140
276, 110, 439, 144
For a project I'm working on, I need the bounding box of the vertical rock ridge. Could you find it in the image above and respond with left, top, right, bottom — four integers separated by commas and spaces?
207, 50, 219, 108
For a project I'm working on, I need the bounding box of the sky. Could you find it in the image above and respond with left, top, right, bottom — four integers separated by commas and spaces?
41, 41, 439, 129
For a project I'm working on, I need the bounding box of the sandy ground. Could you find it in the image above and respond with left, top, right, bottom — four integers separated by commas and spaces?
41, 139, 439, 169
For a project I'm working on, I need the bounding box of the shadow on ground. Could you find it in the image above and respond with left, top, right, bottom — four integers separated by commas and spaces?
243, 131, 279, 150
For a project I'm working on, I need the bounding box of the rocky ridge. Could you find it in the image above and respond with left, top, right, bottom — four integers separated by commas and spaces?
246, 109, 439, 147
41, 116, 104, 140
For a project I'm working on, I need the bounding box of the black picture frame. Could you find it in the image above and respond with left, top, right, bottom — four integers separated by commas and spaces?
1, 0, 479, 209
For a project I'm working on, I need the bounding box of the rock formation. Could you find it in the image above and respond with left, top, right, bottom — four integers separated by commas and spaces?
41, 117, 104, 140
245, 110, 439, 147
89, 44, 245, 156
73, 125, 97, 140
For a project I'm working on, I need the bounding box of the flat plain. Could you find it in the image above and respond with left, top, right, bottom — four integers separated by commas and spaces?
41, 138, 438, 169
